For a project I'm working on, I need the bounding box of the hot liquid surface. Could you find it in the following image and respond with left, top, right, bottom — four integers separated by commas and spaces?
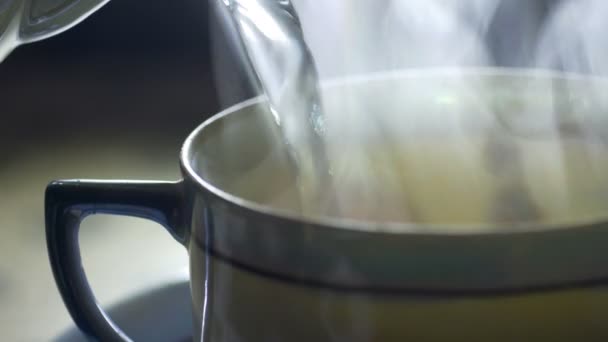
195, 73, 608, 230
270, 135, 608, 228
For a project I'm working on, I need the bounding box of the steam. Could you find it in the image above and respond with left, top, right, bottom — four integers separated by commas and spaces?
211, 0, 608, 227
537, 0, 608, 75
294, 0, 498, 77
294, 0, 608, 76
294, 0, 503, 223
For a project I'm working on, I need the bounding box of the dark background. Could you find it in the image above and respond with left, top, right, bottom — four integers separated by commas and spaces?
0, 0, 560, 164
0, 0, 560, 161
0, 3, 234, 338
0, 0, 226, 162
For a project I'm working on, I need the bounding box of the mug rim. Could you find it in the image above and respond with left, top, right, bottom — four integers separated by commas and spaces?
180, 66, 608, 237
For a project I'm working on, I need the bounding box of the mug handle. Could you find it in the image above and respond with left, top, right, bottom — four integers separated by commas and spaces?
45, 179, 187, 342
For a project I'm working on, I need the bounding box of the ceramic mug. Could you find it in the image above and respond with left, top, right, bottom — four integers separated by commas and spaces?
46, 69, 608, 342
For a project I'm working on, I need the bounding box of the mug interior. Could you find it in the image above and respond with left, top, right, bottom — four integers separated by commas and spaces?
184, 68, 608, 232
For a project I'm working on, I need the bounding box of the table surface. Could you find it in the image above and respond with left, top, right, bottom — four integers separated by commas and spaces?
0, 138, 190, 341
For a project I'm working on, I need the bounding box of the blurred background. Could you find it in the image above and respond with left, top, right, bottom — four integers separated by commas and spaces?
0, 1, 246, 340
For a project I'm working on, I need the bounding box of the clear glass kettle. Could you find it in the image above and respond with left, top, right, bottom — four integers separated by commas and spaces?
0, 0, 108, 61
